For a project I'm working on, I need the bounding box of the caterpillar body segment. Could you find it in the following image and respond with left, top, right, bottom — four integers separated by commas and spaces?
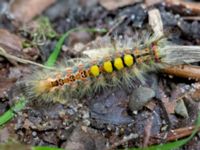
54, 44, 157, 86
25, 34, 200, 103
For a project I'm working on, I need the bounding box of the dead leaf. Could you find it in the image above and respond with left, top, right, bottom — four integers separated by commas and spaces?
99, 0, 142, 11
159, 88, 176, 114
0, 29, 39, 64
0, 128, 9, 143
162, 99, 176, 114
145, 0, 162, 7
0, 29, 22, 52
64, 126, 106, 150
90, 89, 132, 125
0, 77, 16, 98
10, 0, 56, 23
165, 0, 200, 14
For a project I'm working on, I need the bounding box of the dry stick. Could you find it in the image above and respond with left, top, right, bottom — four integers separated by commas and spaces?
162, 65, 200, 80
149, 125, 199, 145
0, 47, 55, 70
182, 16, 200, 20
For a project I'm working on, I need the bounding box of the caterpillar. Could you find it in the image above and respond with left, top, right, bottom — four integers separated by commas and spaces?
24, 32, 200, 103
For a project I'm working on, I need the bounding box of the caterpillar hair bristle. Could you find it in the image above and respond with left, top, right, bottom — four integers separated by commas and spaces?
24, 32, 200, 103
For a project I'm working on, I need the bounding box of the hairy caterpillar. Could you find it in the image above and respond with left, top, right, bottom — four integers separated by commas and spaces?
24, 33, 200, 103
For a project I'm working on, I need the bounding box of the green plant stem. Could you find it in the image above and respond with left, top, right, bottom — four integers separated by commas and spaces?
0, 110, 14, 126
32, 146, 63, 150
0, 97, 27, 126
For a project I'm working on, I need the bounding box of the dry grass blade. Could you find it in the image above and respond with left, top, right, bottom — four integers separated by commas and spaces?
149, 125, 199, 145
0, 47, 54, 70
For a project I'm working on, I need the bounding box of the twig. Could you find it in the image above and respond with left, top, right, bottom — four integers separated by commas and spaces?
182, 16, 200, 20
149, 125, 199, 145
162, 65, 200, 81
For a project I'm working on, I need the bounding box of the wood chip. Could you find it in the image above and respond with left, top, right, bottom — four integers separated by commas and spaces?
99, 0, 142, 11
148, 8, 164, 38
162, 98, 176, 114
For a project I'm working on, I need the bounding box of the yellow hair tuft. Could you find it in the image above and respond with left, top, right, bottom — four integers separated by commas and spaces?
90, 65, 100, 77
124, 54, 134, 67
114, 57, 124, 70
103, 61, 113, 73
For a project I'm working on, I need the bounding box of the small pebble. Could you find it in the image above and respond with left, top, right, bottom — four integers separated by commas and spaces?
175, 99, 189, 118
32, 131, 37, 137
129, 86, 155, 111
